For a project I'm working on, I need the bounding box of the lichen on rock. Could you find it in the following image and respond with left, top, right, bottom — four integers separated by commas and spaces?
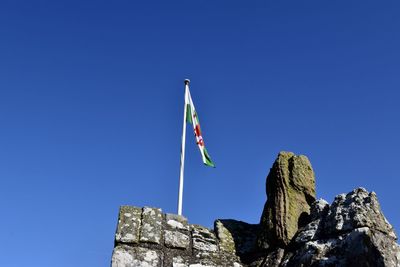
111, 245, 163, 267
214, 219, 259, 262
191, 225, 218, 253
283, 188, 400, 267
115, 206, 142, 244
259, 151, 316, 248
140, 207, 163, 244
164, 230, 190, 249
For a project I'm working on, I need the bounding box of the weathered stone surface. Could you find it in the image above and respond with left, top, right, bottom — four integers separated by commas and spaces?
166, 213, 190, 231
294, 199, 329, 244
259, 151, 316, 248
111, 245, 162, 267
140, 207, 163, 244
172, 252, 242, 267
324, 187, 397, 238
165, 230, 190, 249
249, 248, 285, 267
282, 227, 400, 267
283, 188, 400, 267
309, 198, 329, 221
172, 256, 190, 267
215, 220, 236, 254
115, 206, 142, 244
215, 219, 259, 262
192, 225, 218, 252
194, 251, 242, 267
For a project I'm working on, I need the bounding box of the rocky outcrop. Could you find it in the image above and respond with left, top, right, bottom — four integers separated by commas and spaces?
259, 152, 316, 248
281, 188, 400, 267
111, 152, 400, 267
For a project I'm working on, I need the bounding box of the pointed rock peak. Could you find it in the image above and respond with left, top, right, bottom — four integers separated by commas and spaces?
258, 151, 316, 248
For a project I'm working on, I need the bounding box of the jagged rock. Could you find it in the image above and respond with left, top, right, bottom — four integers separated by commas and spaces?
111, 245, 163, 267
324, 187, 396, 238
294, 199, 329, 244
192, 225, 218, 252
259, 151, 316, 248
284, 188, 400, 267
309, 198, 329, 221
115, 206, 142, 244
282, 227, 400, 267
140, 207, 163, 244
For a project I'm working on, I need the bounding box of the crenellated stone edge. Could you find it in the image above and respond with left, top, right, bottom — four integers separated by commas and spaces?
112, 206, 250, 267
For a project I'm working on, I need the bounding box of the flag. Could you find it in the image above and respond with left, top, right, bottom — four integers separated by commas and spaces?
185, 86, 215, 167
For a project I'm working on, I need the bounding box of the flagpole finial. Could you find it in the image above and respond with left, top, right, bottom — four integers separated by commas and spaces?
184, 79, 190, 85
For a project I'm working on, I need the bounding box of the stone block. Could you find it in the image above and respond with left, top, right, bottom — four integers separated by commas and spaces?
115, 206, 142, 244
164, 230, 190, 249
172, 256, 190, 267
193, 251, 242, 267
166, 213, 189, 231
111, 245, 162, 267
140, 207, 163, 244
192, 225, 218, 252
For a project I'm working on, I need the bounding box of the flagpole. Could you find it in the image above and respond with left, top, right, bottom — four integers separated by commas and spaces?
178, 79, 190, 216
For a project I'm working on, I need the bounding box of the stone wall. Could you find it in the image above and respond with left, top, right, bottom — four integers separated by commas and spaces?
111, 206, 259, 267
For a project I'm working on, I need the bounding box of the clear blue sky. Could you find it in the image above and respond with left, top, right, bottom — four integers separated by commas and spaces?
1, 1, 399, 266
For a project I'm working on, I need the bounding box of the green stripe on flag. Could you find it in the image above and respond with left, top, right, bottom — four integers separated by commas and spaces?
203, 147, 215, 168
186, 104, 192, 124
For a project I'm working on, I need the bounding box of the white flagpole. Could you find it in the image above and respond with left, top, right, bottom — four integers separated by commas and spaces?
178, 79, 190, 216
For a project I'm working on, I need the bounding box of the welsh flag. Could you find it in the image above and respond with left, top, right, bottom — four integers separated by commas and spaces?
185, 86, 215, 167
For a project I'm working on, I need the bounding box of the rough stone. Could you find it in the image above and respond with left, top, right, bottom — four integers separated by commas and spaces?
309, 198, 329, 221
172, 256, 190, 267
215, 219, 259, 262
192, 225, 218, 252
115, 206, 142, 244
194, 251, 242, 267
294, 199, 329, 244
249, 248, 285, 267
214, 220, 236, 254
166, 213, 190, 231
282, 227, 400, 267
324, 187, 397, 238
111, 245, 162, 267
283, 188, 400, 267
140, 207, 163, 244
259, 151, 316, 248
165, 230, 190, 249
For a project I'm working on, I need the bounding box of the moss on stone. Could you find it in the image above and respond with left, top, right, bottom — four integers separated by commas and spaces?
259, 151, 316, 248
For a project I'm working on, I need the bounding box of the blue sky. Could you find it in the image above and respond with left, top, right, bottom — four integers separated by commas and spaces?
1, 1, 399, 266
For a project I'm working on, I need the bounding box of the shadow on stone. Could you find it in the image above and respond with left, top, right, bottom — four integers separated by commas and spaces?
297, 212, 310, 229
215, 219, 261, 264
